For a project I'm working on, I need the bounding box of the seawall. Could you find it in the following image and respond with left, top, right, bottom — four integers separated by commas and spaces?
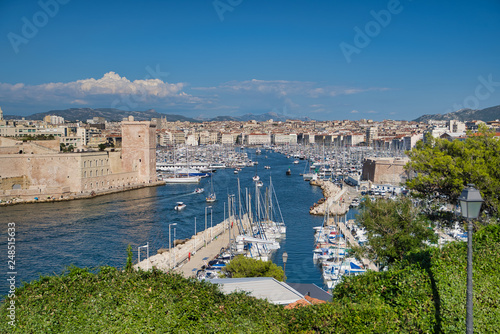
0, 180, 166, 206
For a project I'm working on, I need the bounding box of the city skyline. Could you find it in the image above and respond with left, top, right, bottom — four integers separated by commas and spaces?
1, 0, 499, 121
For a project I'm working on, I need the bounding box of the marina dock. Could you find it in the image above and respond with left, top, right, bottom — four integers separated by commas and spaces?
335, 218, 378, 271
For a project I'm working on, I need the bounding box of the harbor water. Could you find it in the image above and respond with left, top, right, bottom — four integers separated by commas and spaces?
1, 149, 358, 296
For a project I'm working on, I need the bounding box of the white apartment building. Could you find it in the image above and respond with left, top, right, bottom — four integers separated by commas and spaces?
272, 133, 297, 145
246, 133, 271, 145
221, 133, 237, 145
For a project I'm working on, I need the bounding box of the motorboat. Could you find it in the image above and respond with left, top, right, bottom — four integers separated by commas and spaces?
174, 202, 186, 211
164, 175, 201, 184
194, 188, 204, 194
264, 165, 271, 169
253, 175, 260, 181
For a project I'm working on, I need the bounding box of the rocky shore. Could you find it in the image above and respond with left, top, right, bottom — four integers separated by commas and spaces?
309, 179, 350, 217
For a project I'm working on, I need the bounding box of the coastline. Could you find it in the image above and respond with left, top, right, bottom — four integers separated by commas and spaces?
0, 180, 166, 206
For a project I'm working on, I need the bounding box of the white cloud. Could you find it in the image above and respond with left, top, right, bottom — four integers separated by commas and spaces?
351, 109, 359, 113
0, 72, 190, 106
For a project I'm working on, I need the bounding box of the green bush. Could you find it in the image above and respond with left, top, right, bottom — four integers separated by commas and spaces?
223, 255, 285, 281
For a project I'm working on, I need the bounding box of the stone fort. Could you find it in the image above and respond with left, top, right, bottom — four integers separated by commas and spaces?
0, 120, 157, 202
361, 157, 409, 185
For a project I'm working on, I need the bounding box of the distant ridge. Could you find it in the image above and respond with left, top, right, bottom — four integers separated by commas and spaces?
200, 112, 312, 122
4, 108, 312, 123
9, 108, 200, 123
413, 105, 500, 123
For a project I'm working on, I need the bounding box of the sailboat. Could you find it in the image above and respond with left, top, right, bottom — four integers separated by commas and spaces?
206, 173, 216, 203
303, 159, 316, 181
253, 161, 260, 181
164, 145, 201, 183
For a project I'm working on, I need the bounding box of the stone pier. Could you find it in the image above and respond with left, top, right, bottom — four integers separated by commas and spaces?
134, 214, 253, 277
309, 179, 351, 216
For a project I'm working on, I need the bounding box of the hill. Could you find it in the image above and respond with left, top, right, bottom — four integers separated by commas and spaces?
414, 105, 500, 123
19, 108, 200, 123
5, 109, 310, 123
1, 224, 499, 332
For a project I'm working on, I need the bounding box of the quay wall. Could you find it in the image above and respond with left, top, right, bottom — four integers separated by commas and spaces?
0, 180, 166, 206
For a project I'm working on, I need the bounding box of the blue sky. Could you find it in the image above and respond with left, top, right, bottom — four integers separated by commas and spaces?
1, 0, 499, 121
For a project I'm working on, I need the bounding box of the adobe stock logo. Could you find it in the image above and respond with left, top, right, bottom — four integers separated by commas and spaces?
340, 0, 411, 64
7, 0, 71, 54
444, 74, 500, 113
213, 0, 243, 22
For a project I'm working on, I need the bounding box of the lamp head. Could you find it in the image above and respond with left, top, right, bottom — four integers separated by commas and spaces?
282, 251, 288, 263
458, 184, 483, 219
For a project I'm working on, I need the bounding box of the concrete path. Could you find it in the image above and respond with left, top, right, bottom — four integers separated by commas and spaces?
174, 224, 235, 277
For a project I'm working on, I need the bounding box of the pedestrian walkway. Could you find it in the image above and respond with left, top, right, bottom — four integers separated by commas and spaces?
134, 214, 252, 277
174, 225, 234, 277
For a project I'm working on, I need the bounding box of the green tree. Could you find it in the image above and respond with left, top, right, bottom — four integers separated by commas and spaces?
98, 143, 107, 151
406, 126, 500, 214
352, 197, 437, 268
125, 244, 133, 272
223, 255, 284, 281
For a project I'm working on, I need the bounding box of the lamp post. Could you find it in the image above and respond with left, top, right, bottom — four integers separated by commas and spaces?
458, 184, 483, 334
173, 227, 176, 268
210, 206, 213, 241
282, 251, 288, 282
169, 223, 177, 269
204, 207, 208, 247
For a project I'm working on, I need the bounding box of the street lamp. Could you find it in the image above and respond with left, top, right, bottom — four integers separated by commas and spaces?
169, 223, 177, 269
458, 184, 483, 334
282, 251, 288, 282
210, 206, 213, 241
194, 217, 197, 254
205, 206, 212, 245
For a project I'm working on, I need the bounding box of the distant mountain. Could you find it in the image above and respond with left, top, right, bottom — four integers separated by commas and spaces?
4, 108, 311, 123
16, 108, 199, 123
206, 116, 241, 122
414, 105, 500, 123
206, 112, 311, 122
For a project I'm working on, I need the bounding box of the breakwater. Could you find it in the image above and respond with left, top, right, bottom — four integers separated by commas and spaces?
309, 179, 353, 216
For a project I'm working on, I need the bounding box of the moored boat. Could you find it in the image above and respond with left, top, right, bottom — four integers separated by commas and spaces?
174, 202, 186, 211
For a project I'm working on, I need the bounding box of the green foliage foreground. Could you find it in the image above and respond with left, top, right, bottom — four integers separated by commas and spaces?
2, 225, 499, 333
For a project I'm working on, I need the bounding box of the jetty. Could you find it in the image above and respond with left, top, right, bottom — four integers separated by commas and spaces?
309, 179, 351, 216
135, 214, 253, 277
